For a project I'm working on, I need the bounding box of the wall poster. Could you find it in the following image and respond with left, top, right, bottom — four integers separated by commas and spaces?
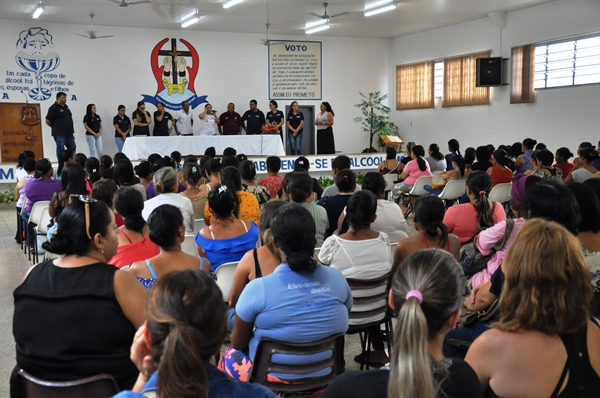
269, 41, 322, 101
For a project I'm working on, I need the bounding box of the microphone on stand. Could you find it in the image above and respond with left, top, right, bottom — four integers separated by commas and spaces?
21, 90, 29, 104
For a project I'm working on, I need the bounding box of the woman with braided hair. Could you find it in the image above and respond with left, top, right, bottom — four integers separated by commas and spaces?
113, 269, 276, 398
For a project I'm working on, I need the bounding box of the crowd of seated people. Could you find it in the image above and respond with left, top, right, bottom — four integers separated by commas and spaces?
10, 137, 600, 397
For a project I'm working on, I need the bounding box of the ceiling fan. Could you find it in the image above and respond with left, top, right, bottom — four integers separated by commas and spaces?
257, 23, 290, 46
74, 13, 114, 40
108, 0, 150, 7
308, 2, 349, 21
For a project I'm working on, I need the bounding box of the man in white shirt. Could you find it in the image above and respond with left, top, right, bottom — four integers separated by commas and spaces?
174, 100, 194, 136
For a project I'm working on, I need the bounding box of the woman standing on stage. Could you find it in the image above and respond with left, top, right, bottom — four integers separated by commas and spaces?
287, 101, 305, 156
316, 102, 335, 155
132, 101, 152, 137
83, 104, 103, 158
266, 100, 285, 140
113, 105, 131, 153
199, 103, 220, 136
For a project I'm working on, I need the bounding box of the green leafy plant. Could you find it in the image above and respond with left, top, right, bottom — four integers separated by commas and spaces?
353, 91, 399, 153
0, 187, 16, 203
317, 176, 334, 188
356, 172, 365, 185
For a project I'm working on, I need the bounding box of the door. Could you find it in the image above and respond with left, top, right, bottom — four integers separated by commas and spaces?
284, 105, 315, 155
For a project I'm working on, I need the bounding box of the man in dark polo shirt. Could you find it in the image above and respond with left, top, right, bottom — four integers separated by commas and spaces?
241, 99, 265, 135
153, 102, 173, 136
45, 91, 75, 164
218, 103, 242, 135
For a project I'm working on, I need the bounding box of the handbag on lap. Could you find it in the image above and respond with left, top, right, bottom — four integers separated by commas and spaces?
459, 219, 515, 277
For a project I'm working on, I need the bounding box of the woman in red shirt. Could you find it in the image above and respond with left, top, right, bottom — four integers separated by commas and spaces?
486, 149, 513, 187
553, 147, 575, 177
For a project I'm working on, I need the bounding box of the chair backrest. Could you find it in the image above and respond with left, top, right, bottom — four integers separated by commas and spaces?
214, 261, 239, 302
431, 171, 443, 183
408, 176, 433, 196
346, 272, 392, 327
488, 182, 512, 204
389, 242, 398, 259
181, 234, 199, 256
17, 369, 119, 398
438, 179, 466, 201
250, 333, 345, 393
193, 218, 206, 234
35, 207, 52, 234
383, 174, 397, 191
28, 201, 50, 225
314, 247, 321, 258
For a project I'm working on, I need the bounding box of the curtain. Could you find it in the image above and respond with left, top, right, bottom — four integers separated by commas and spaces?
396, 62, 434, 110
442, 51, 491, 107
511, 44, 535, 103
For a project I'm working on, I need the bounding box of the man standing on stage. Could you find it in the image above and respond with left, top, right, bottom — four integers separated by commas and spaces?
218, 102, 243, 135
153, 102, 174, 136
174, 101, 194, 136
241, 99, 265, 135
45, 91, 75, 165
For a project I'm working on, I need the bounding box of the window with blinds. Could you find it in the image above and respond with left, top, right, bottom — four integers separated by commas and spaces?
534, 34, 600, 89
395, 61, 435, 110
442, 51, 491, 108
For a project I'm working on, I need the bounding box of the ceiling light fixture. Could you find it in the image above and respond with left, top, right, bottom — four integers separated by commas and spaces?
364, 3, 396, 17
32, 2, 44, 19
305, 19, 328, 29
180, 10, 197, 22
181, 11, 201, 28
364, 0, 393, 11
305, 23, 330, 35
223, 0, 244, 9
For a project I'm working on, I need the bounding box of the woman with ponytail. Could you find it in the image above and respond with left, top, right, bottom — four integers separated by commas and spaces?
393, 195, 460, 273
219, 203, 352, 384
179, 161, 207, 218
110, 188, 160, 269
56, 148, 75, 178
391, 144, 432, 206
322, 249, 483, 398
85, 156, 102, 190
229, 200, 287, 308
445, 138, 461, 171
113, 270, 276, 398
196, 183, 259, 272
12, 199, 146, 395
239, 160, 270, 209
443, 171, 506, 245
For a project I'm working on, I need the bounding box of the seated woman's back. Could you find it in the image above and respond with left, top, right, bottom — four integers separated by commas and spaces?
466, 219, 600, 397
229, 201, 287, 308
319, 191, 392, 280
196, 184, 259, 271
394, 195, 461, 273
12, 200, 146, 393
129, 204, 210, 290
443, 171, 506, 245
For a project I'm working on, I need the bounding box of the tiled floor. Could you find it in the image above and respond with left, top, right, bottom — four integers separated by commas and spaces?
0, 202, 416, 397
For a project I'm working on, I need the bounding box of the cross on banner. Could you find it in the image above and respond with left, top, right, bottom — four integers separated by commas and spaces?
158, 38, 192, 85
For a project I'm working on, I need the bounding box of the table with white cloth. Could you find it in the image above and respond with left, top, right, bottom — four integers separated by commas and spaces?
121, 135, 285, 160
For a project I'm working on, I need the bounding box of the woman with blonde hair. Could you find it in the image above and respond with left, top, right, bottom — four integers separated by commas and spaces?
466, 219, 600, 396
322, 249, 482, 398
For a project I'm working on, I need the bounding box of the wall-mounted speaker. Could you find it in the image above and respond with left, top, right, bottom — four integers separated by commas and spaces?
476, 57, 503, 87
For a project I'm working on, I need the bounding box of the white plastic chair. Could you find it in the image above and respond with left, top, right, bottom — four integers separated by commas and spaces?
214, 262, 239, 302
438, 179, 467, 207
389, 241, 399, 259
431, 171, 443, 184
26, 201, 50, 261
383, 174, 398, 192
181, 234, 199, 257
488, 183, 512, 204
408, 176, 433, 197
33, 206, 52, 263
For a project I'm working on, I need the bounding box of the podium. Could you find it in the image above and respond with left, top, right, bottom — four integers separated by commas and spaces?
0, 102, 44, 163
381, 135, 404, 151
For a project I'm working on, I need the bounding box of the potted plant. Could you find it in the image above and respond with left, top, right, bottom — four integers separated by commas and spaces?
353, 91, 400, 153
